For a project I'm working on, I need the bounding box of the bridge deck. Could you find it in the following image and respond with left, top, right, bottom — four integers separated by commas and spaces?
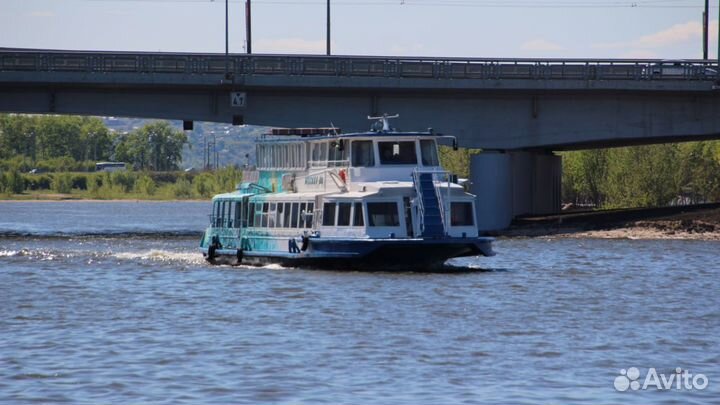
1, 48, 717, 92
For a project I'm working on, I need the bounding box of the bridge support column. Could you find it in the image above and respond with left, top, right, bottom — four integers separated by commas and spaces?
470, 151, 561, 231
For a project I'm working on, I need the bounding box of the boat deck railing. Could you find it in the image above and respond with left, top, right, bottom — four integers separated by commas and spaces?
309, 159, 350, 169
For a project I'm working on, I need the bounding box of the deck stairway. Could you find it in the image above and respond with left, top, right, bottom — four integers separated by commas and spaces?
414, 171, 446, 238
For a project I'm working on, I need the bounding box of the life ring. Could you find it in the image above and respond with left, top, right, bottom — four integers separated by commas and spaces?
338, 169, 347, 183
300, 235, 310, 252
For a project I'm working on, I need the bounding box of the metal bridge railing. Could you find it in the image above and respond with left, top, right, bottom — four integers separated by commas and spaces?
0, 48, 717, 81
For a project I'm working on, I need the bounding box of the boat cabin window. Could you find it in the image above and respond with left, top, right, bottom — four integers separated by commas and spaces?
328, 141, 348, 166
256, 142, 307, 170
353, 202, 364, 226
282, 203, 291, 228
420, 140, 439, 166
321, 201, 363, 226
450, 202, 475, 226
378, 141, 417, 165
351, 140, 375, 167
247, 202, 255, 227
245, 200, 315, 229
212, 199, 243, 228
261, 203, 269, 227
311, 142, 328, 162
235, 201, 243, 228
337, 202, 352, 226
301, 202, 314, 228
322, 202, 336, 226
367, 202, 400, 227
291, 203, 300, 228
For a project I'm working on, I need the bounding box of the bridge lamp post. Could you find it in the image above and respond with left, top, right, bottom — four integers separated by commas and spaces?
703, 0, 709, 59
326, 0, 331, 55
246, 0, 252, 54
224, 0, 229, 78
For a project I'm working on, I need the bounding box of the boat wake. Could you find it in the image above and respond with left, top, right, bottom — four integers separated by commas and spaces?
0, 230, 201, 239
111, 250, 206, 265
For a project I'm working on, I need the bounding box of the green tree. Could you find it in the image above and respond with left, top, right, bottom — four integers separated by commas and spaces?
135, 174, 157, 196
0, 115, 38, 160
115, 122, 187, 171
79, 117, 114, 162
52, 173, 73, 194
438, 146, 481, 178
36, 116, 84, 160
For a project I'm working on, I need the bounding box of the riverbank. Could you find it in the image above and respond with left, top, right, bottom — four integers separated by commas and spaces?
500, 203, 720, 240
0, 192, 201, 202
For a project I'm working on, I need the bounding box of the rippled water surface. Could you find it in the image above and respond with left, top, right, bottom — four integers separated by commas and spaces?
1, 201, 718, 404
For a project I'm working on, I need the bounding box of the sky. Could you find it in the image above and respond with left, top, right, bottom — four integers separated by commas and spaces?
0, 0, 718, 59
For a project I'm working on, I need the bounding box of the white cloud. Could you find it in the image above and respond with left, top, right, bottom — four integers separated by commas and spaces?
635, 21, 700, 48
520, 39, 564, 52
618, 49, 659, 59
389, 43, 426, 55
595, 20, 718, 50
28, 11, 54, 18
255, 38, 326, 54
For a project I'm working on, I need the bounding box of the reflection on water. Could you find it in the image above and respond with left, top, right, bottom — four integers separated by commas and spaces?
0, 202, 718, 404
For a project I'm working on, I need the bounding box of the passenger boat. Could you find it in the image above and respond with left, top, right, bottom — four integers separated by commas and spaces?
199, 115, 494, 271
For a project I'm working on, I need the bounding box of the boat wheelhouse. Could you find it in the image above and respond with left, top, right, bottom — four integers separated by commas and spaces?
200, 115, 494, 271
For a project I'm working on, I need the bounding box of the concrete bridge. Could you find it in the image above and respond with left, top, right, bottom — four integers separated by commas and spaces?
2, 48, 720, 228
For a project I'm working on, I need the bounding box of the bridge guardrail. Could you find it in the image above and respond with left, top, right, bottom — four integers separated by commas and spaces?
0, 49, 717, 81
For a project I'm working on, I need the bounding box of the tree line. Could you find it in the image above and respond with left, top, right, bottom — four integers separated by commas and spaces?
562, 142, 720, 208
0, 114, 187, 172
3, 114, 720, 208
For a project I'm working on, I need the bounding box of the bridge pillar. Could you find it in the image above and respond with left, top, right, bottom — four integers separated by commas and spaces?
471, 151, 561, 231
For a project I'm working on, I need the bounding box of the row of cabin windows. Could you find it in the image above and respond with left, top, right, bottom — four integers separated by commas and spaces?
321, 202, 365, 227
321, 201, 474, 228
257, 143, 306, 169
321, 201, 400, 227
256, 139, 440, 169
213, 199, 475, 229
213, 200, 243, 228
352, 140, 439, 167
247, 201, 315, 229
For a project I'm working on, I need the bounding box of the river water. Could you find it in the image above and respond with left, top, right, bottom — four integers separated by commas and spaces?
1, 201, 718, 404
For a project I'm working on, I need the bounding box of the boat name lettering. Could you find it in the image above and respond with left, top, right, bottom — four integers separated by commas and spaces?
305, 175, 324, 185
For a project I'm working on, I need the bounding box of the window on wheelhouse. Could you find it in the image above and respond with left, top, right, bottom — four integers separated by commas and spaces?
367, 202, 400, 226
420, 140, 439, 166
311, 142, 328, 165
328, 140, 348, 167
378, 141, 417, 165
450, 202, 475, 226
351, 140, 375, 167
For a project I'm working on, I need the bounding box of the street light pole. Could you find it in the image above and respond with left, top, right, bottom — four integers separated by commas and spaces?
326, 0, 331, 55
225, 0, 229, 74
246, 0, 252, 54
704, 0, 709, 59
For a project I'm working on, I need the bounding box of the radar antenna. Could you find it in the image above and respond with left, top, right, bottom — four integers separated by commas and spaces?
368, 113, 399, 132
